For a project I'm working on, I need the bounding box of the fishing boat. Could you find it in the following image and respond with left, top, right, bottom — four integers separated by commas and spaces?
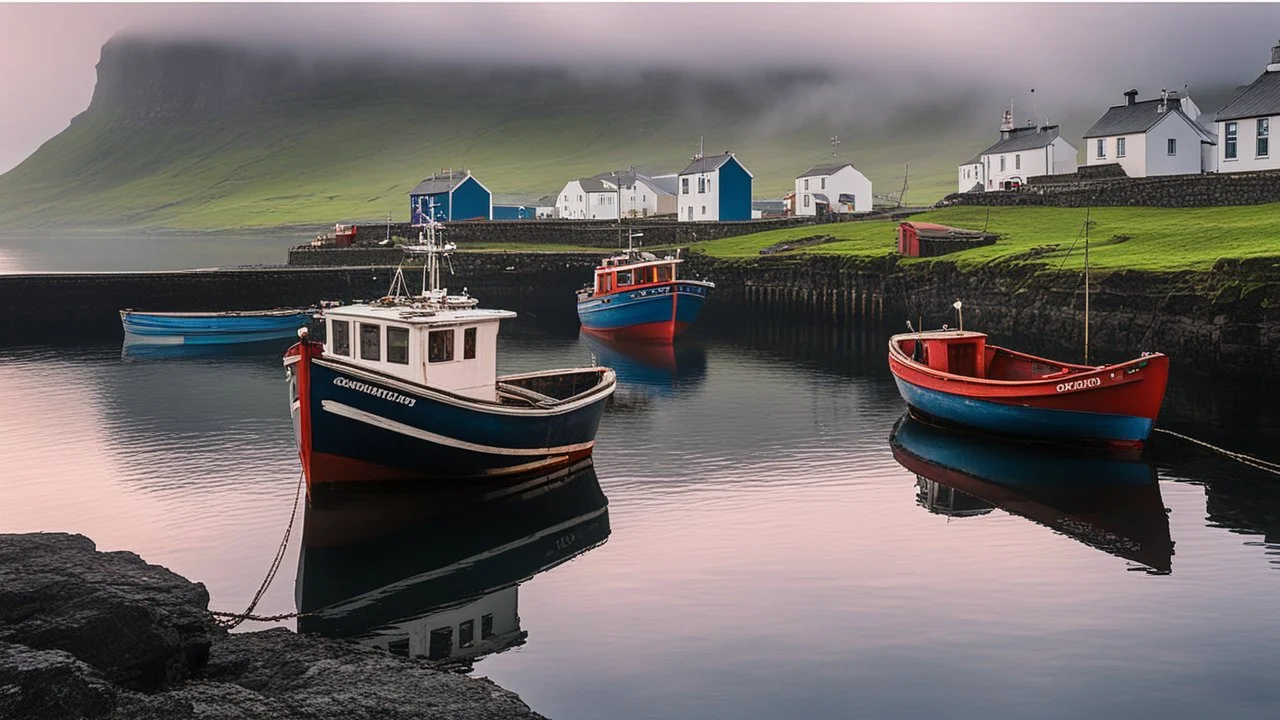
120, 308, 313, 346
284, 222, 616, 491
295, 459, 609, 667
889, 414, 1173, 573
575, 233, 714, 344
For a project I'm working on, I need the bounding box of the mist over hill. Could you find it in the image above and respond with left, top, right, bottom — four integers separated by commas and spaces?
0, 36, 1240, 230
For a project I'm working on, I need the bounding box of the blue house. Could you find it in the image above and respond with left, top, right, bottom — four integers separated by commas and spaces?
675, 152, 753, 222
409, 170, 492, 222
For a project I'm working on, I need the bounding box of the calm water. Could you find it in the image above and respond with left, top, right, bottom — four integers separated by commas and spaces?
2, 237, 1280, 718
0, 232, 300, 273
3, 312, 1279, 720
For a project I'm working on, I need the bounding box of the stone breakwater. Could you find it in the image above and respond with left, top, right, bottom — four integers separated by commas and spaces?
938, 168, 1280, 208
0, 533, 544, 720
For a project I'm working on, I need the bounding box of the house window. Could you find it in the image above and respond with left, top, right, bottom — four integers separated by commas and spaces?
1226, 122, 1238, 159
459, 620, 475, 648
1097, 138, 1106, 158
428, 329, 455, 363
359, 323, 381, 361
804, 194, 811, 207
481, 613, 494, 639
804, 178, 810, 190
999, 156, 1006, 172
1116, 138, 1126, 158
821, 178, 826, 189
428, 627, 453, 660
1015, 154, 1021, 170
386, 326, 409, 365
1168, 138, 1177, 156
698, 176, 705, 193
642, 194, 647, 202
701, 205, 706, 216
463, 327, 477, 360
330, 320, 350, 356
681, 178, 689, 194
1258, 118, 1270, 157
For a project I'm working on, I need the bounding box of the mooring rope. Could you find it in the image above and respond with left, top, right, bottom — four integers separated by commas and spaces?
1153, 428, 1280, 478
211, 471, 306, 629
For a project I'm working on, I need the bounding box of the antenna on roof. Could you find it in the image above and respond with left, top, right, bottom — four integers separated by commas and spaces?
830, 135, 841, 158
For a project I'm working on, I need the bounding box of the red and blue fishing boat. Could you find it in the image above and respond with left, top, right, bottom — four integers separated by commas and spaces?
576, 238, 714, 344
285, 223, 616, 492
888, 326, 1169, 449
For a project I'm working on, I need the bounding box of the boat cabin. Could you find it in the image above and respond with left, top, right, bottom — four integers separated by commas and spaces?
321, 304, 516, 402
905, 331, 990, 378
592, 252, 680, 296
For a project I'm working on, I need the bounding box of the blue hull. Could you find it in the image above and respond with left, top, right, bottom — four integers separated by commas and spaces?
577, 282, 709, 337
122, 310, 311, 346
894, 377, 1155, 444
298, 359, 613, 483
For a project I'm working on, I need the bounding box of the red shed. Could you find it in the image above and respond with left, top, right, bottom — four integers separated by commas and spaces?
897, 221, 995, 258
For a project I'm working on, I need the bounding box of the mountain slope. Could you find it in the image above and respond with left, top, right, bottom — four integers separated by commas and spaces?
0, 38, 1068, 230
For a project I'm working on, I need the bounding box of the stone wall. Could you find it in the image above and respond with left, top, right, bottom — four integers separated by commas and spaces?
288, 247, 405, 267
939, 168, 1280, 208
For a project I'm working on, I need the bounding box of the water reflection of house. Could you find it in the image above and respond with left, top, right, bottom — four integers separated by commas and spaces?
295, 460, 610, 667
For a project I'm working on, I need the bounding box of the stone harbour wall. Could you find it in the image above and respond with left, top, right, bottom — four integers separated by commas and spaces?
939, 168, 1280, 208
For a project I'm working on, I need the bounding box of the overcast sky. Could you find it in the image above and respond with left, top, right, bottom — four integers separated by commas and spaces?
3, 2, 1280, 173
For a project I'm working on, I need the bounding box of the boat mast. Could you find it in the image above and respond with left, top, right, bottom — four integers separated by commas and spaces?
1084, 207, 1090, 365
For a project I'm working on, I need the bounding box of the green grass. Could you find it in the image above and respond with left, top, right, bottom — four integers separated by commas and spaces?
687, 204, 1280, 272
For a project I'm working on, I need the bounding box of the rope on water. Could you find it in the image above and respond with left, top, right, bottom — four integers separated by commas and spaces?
211, 471, 306, 629
1153, 428, 1280, 478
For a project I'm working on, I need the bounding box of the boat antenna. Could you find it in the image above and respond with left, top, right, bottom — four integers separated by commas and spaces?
952, 299, 963, 331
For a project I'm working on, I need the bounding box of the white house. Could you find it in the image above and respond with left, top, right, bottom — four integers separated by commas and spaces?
555, 170, 675, 219
959, 110, 1078, 191
1082, 89, 1216, 176
676, 152, 753, 222
793, 161, 873, 215
957, 156, 984, 193
1215, 40, 1280, 173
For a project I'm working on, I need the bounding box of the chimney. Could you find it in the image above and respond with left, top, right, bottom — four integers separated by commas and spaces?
1269, 39, 1280, 71
1159, 88, 1169, 113
999, 109, 1013, 138
1124, 89, 1138, 106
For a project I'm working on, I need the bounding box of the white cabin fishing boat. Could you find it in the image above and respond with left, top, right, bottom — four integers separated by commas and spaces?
284, 221, 616, 491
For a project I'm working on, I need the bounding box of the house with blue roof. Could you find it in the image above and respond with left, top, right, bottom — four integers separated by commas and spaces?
676, 152, 753, 222
409, 170, 492, 222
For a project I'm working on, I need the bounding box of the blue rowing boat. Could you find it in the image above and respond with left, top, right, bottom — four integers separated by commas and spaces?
120, 309, 313, 346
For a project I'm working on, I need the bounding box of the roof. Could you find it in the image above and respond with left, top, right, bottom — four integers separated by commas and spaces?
797, 162, 853, 178
576, 178, 613, 193
1215, 71, 1280, 121
678, 153, 737, 175
961, 156, 983, 166
409, 171, 475, 196
980, 125, 1063, 155
1082, 98, 1205, 138
648, 174, 679, 195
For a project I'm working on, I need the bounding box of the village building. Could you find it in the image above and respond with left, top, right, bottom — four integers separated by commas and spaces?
676, 152, 753, 222
409, 170, 492, 222
957, 111, 1078, 191
793, 161, 873, 215
555, 170, 676, 220
1214, 40, 1280, 173
1082, 89, 1216, 176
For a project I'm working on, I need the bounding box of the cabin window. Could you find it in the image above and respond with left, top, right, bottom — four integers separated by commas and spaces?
617, 270, 633, 286
656, 264, 672, 282
1116, 138, 1126, 158
359, 323, 381, 361
464, 327, 477, 360
1225, 122, 1238, 159
459, 619, 475, 648
481, 613, 494, 639
386, 326, 409, 364
429, 329, 455, 363
1168, 138, 1177, 156
1258, 118, 1269, 157
330, 319, 350, 356
428, 627, 453, 660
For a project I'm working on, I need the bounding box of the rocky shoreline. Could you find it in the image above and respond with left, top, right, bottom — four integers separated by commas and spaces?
0, 533, 544, 720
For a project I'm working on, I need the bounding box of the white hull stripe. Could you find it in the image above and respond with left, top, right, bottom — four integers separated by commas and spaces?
320, 400, 596, 457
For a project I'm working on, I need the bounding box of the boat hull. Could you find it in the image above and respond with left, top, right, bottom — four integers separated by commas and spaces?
121, 310, 311, 346
888, 332, 1169, 447
577, 281, 711, 343
285, 343, 615, 490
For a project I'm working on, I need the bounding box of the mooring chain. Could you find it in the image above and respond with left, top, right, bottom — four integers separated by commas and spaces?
211, 471, 306, 629
1154, 428, 1280, 478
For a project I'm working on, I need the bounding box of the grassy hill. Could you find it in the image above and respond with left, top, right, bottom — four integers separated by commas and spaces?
0, 38, 1120, 232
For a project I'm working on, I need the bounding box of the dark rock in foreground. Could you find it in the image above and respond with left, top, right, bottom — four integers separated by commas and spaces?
0, 533, 544, 720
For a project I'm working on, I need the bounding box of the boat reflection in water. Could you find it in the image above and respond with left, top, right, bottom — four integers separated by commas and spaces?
580, 331, 707, 397
295, 460, 610, 669
121, 337, 297, 361
890, 414, 1174, 573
